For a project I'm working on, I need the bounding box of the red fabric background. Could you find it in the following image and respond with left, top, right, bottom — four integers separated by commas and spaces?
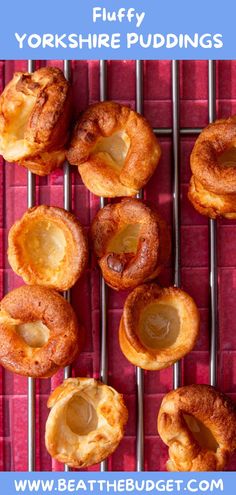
0, 60, 236, 471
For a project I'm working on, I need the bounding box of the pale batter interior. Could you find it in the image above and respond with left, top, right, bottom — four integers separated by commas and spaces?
16, 320, 50, 348
1, 93, 36, 160
108, 223, 141, 254
92, 131, 130, 171
23, 220, 66, 275
66, 394, 98, 436
138, 302, 180, 350
183, 413, 219, 452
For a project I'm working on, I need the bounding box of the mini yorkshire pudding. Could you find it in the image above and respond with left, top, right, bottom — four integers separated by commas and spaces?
45, 377, 128, 468
158, 385, 236, 472
0, 67, 71, 175
91, 199, 170, 291
190, 116, 236, 195
0, 286, 83, 378
119, 284, 200, 370
8, 205, 88, 291
188, 175, 236, 219
67, 101, 161, 197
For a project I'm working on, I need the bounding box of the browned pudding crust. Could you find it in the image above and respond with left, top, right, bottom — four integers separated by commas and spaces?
188, 175, 236, 219
0, 286, 84, 378
45, 378, 128, 468
158, 385, 236, 471
119, 284, 200, 370
67, 101, 161, 197
0, 67, 71, 175
19, 149, 67, 176
190, 116, 236, 194
8, 205, 88, 291
90, 198, 171, 290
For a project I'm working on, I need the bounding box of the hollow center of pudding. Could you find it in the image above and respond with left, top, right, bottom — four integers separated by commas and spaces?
16, 320, 49, 348
3, 93, 37, 160
138, 303, 180, 350
183, 414, 219, 452
107, 223, 141, 254
66, 395, 98, 436
23, 220, 66, 272
11, 96, 36, 140
93, 131, 130, 169
218, 147, 236, 168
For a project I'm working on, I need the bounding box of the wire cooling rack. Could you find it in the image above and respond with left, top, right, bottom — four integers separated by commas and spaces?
1, 59, 233, 472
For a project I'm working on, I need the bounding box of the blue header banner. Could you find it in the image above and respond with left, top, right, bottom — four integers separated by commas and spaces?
0, 471, 235, 495
0, 0, 235, 60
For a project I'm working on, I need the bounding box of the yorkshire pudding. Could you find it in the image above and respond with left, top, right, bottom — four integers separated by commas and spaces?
91, 198, 171, 291
188, 175, 236, 219
158, 385, 236, 471
0, 286, 83, 378
45, 377, 128, 468
8, 205, 88, 291
0, 67, 71, 175
119, 284, 200, 370
67, 101, 161, 197
190, 117, 236, 195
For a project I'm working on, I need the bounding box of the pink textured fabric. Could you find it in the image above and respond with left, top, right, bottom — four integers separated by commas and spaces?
0, 60, 236, 472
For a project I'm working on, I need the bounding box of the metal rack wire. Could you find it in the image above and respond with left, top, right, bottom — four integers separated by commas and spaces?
208, 61, 218, 388
99, 59, 108, 473
24, 59, 218, 472
27, 59, 36, 473
135, 60, 144, 472
172, 61, 182, 391
63, 59, 72, 473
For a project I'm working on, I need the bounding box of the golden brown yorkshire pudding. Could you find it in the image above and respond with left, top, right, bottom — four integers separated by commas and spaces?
0, 286, 83, 378
190, 116, 236, 195
119, 284, 200, 370
19, 149, 67, 176
67, 101, 161, 197
45, 377, 128, 468
91, 198, 171, 291
158, 385, 236, 472
0, 67, 71, 175
188, 175, 236, 219
8, 205, 88, 291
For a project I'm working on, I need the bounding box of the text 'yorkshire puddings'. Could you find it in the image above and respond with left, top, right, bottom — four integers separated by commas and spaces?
91, 198, 170, 290
8, 205, 88, 291
0, 286, 83, 378
45, 378, 128, 468
67, 101, 161, 197
189, 116, 236, 218
119, 284, 200, 370
158, 385, 236, 472
0, 67, 71, 175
